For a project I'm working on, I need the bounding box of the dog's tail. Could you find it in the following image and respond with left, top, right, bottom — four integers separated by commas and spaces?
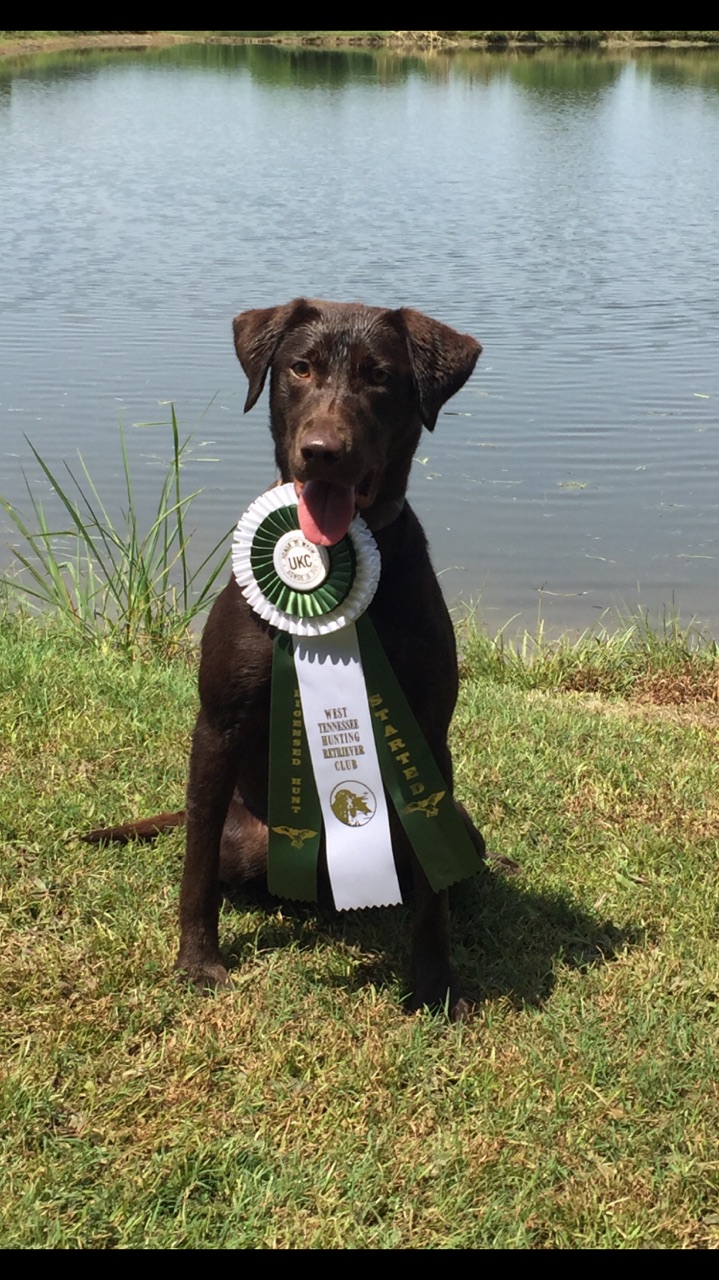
81, 810, 186, 845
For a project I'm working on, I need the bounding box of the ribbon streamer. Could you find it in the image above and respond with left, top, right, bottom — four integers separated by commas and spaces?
232, 486, 483, 909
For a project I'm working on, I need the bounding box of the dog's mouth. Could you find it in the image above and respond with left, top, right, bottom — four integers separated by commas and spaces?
294, 474, 377, 547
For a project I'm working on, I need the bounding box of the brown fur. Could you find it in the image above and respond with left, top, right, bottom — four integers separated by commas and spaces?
86, 299, 485, 1018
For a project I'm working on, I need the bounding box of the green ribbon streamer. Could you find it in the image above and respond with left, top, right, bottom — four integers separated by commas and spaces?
356, 614, 483, 893
266, 617, 483, 902
267, 632, 322, 901
258, 504, 482, 902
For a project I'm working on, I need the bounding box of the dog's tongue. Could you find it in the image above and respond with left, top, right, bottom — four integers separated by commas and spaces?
297, 481, 355, 547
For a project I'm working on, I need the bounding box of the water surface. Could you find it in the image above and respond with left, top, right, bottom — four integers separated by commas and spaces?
1, 43, 717, 633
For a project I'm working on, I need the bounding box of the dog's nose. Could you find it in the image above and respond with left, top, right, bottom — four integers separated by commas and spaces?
300, 433, 343, 466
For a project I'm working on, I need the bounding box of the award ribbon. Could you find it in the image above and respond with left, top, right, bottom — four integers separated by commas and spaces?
232, 484, 482, 910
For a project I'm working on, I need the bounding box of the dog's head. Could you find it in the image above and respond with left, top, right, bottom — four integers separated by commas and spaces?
232, 299, 481, 546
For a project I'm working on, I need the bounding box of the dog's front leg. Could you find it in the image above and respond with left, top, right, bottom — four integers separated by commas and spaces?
408, 864, 469, 1021
176, 710, 238, 987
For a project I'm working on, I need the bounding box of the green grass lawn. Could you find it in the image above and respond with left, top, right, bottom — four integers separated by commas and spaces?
2, 604, 718, 1247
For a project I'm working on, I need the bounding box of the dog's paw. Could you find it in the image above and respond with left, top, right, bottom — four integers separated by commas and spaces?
405, 979, 474, 1022
174, 955, 231, 991
449, 994, 475, 1023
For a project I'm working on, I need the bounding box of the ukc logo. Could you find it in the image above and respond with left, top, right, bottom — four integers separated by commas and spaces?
330, 781, 377, 827
273, 530, 330, 591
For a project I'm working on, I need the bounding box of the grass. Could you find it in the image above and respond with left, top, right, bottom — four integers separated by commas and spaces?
2, 436, 719, 1246
1, 599, 718, 1247
0, 409, 230, 656
459, 606, 719, 701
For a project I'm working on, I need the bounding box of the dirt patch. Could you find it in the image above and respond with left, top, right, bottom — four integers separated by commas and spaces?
632, 661, 719, 707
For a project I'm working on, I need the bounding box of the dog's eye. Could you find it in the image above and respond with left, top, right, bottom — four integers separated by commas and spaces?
291, 360, 312, 379
369, 367, 390, 385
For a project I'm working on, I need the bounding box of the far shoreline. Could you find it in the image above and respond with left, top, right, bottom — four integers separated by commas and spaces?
3, 30, 719, 60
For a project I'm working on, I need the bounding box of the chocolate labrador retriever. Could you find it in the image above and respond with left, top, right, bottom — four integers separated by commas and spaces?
87, 299, 486, 1018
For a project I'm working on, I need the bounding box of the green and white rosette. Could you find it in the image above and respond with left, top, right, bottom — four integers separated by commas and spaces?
232, 483, 380, 637
232, 483, 483, 910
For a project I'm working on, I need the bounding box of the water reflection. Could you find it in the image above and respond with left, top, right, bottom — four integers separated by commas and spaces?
3, 40, 719, 94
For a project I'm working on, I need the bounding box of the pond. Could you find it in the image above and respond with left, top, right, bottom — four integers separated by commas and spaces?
1, 41, 718, 634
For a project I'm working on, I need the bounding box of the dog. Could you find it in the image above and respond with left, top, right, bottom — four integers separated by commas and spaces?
87, 299, 486, 1019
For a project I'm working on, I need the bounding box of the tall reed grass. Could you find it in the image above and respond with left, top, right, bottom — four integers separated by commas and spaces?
0, 407, 231, 655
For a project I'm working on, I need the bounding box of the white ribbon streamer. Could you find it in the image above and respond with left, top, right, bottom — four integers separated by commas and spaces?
292, 627, 401, 910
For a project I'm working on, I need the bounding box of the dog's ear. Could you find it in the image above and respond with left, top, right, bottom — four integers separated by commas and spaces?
232, 299, 318, 412
394, 309, 482, 432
